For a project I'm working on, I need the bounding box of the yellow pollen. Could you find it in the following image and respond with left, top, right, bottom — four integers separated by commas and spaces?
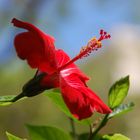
87, 37, 102, 49
96, 41, 102, 48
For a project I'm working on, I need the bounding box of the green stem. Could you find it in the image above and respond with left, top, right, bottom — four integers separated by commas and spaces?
88, 125, 93, 140
88, 114, 109, 140
69, 118, 77, 140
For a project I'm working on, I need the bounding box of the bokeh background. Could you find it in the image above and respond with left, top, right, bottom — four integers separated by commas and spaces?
0, 0, 140, 139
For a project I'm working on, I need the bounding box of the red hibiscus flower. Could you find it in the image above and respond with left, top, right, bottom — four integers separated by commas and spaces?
11, 18, 111, 120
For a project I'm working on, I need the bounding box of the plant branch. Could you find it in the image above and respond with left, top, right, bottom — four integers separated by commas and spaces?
69, 118, 77, 140
88, 114, 109, 140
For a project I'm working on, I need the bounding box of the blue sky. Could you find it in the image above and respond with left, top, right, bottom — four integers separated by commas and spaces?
0, 0, 139, 64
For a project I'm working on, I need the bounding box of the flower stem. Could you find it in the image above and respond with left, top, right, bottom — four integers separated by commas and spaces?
69, 118, 77, 140
88, 114, 109, 140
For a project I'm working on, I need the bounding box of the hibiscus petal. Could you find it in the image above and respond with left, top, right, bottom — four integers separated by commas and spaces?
60, 73, 111, 120
12, 18, 56, 73
56, 49, 89, 81
55, 49, 73, 68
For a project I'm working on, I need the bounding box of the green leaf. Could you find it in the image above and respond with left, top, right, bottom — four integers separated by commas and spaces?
6, 132, 25, 140
78, 133, 101, 140
46, 89, 72, 117
26, 124, 72, 140
108, 102, 134, 119
0, 95, 26, 106
108, 76, 130, 109
0, 95, 16, 106
45, 89, 90, 125
101, 133, 130, 140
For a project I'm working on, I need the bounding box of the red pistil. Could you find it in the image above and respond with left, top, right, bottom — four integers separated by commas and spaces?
57, 29, 111, 72
98, 29, 111, 41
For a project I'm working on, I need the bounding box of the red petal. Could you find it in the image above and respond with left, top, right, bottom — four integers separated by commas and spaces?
12, 18, 56, 73
56, 49, 89, 81
55, 49, 71, 68
60, 73, 111, 120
